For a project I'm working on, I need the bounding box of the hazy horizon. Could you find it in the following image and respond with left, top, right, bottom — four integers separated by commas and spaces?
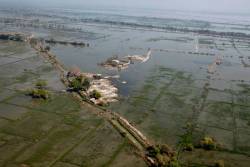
1, 0, 250, 14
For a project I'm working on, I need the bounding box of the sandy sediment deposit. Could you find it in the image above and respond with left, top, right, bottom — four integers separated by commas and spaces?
87, 78, 118, 105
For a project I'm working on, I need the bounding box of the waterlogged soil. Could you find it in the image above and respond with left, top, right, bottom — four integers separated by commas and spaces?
1, 8, 250, 166
0, 41, 146, 167
109, 65, 250, 166
39, 26, 250, 167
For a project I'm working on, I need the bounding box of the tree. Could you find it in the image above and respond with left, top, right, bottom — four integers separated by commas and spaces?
69, 76, 90, 91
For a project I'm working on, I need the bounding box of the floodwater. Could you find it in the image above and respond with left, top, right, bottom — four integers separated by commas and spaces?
1, 7, 250, 165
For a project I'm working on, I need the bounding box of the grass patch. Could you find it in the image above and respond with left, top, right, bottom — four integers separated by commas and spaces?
199, 136, 217, 150
69, 76, 90, 91
35, 80, 47, 89
28, 88, 50, 100
178, 123, 195, 152
90, 90, 102, 99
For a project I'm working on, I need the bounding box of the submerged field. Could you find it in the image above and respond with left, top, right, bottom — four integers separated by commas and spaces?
1, 8, 250, 166
0, 41, 146, 167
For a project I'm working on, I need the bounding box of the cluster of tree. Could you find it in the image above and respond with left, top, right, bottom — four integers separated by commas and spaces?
146, 144, 180, 167
69, 76, 90, 91
27, 80, 50, 100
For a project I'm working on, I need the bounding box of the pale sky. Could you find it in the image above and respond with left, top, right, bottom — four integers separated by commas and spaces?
1, 0, 250, 13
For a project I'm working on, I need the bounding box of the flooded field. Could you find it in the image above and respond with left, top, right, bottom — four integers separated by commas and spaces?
1, 7, 250, 166
0, 41, 146, 167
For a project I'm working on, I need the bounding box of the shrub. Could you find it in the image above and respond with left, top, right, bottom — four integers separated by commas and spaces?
90, 90, 102, 99
160, 144, 172, 154
147, 144, 180, 167
82, 78, 90, 89
35, 80, 47, 89
70, 77, 83, 91
147, 145, 161, 157
29, 89, 50, 99
169, 158, 181, 167
183, 143, 194, 151
156, 154, 167, 166
200, 137, 217, 150
70, 76, 90, 91
178, 123, 194, 152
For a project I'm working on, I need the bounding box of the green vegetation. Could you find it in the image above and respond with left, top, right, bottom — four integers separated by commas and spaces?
146, 144, 180, 167
29, 88, 50, 100
199, 137, 217, 150
35, 80, 47, 89
90, 90, 102, 99
178, 123, 195, 152
27, 80, 50, 100
70, 77, 82, 91
147, 145, 161, 157
69, 76, 90, 91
